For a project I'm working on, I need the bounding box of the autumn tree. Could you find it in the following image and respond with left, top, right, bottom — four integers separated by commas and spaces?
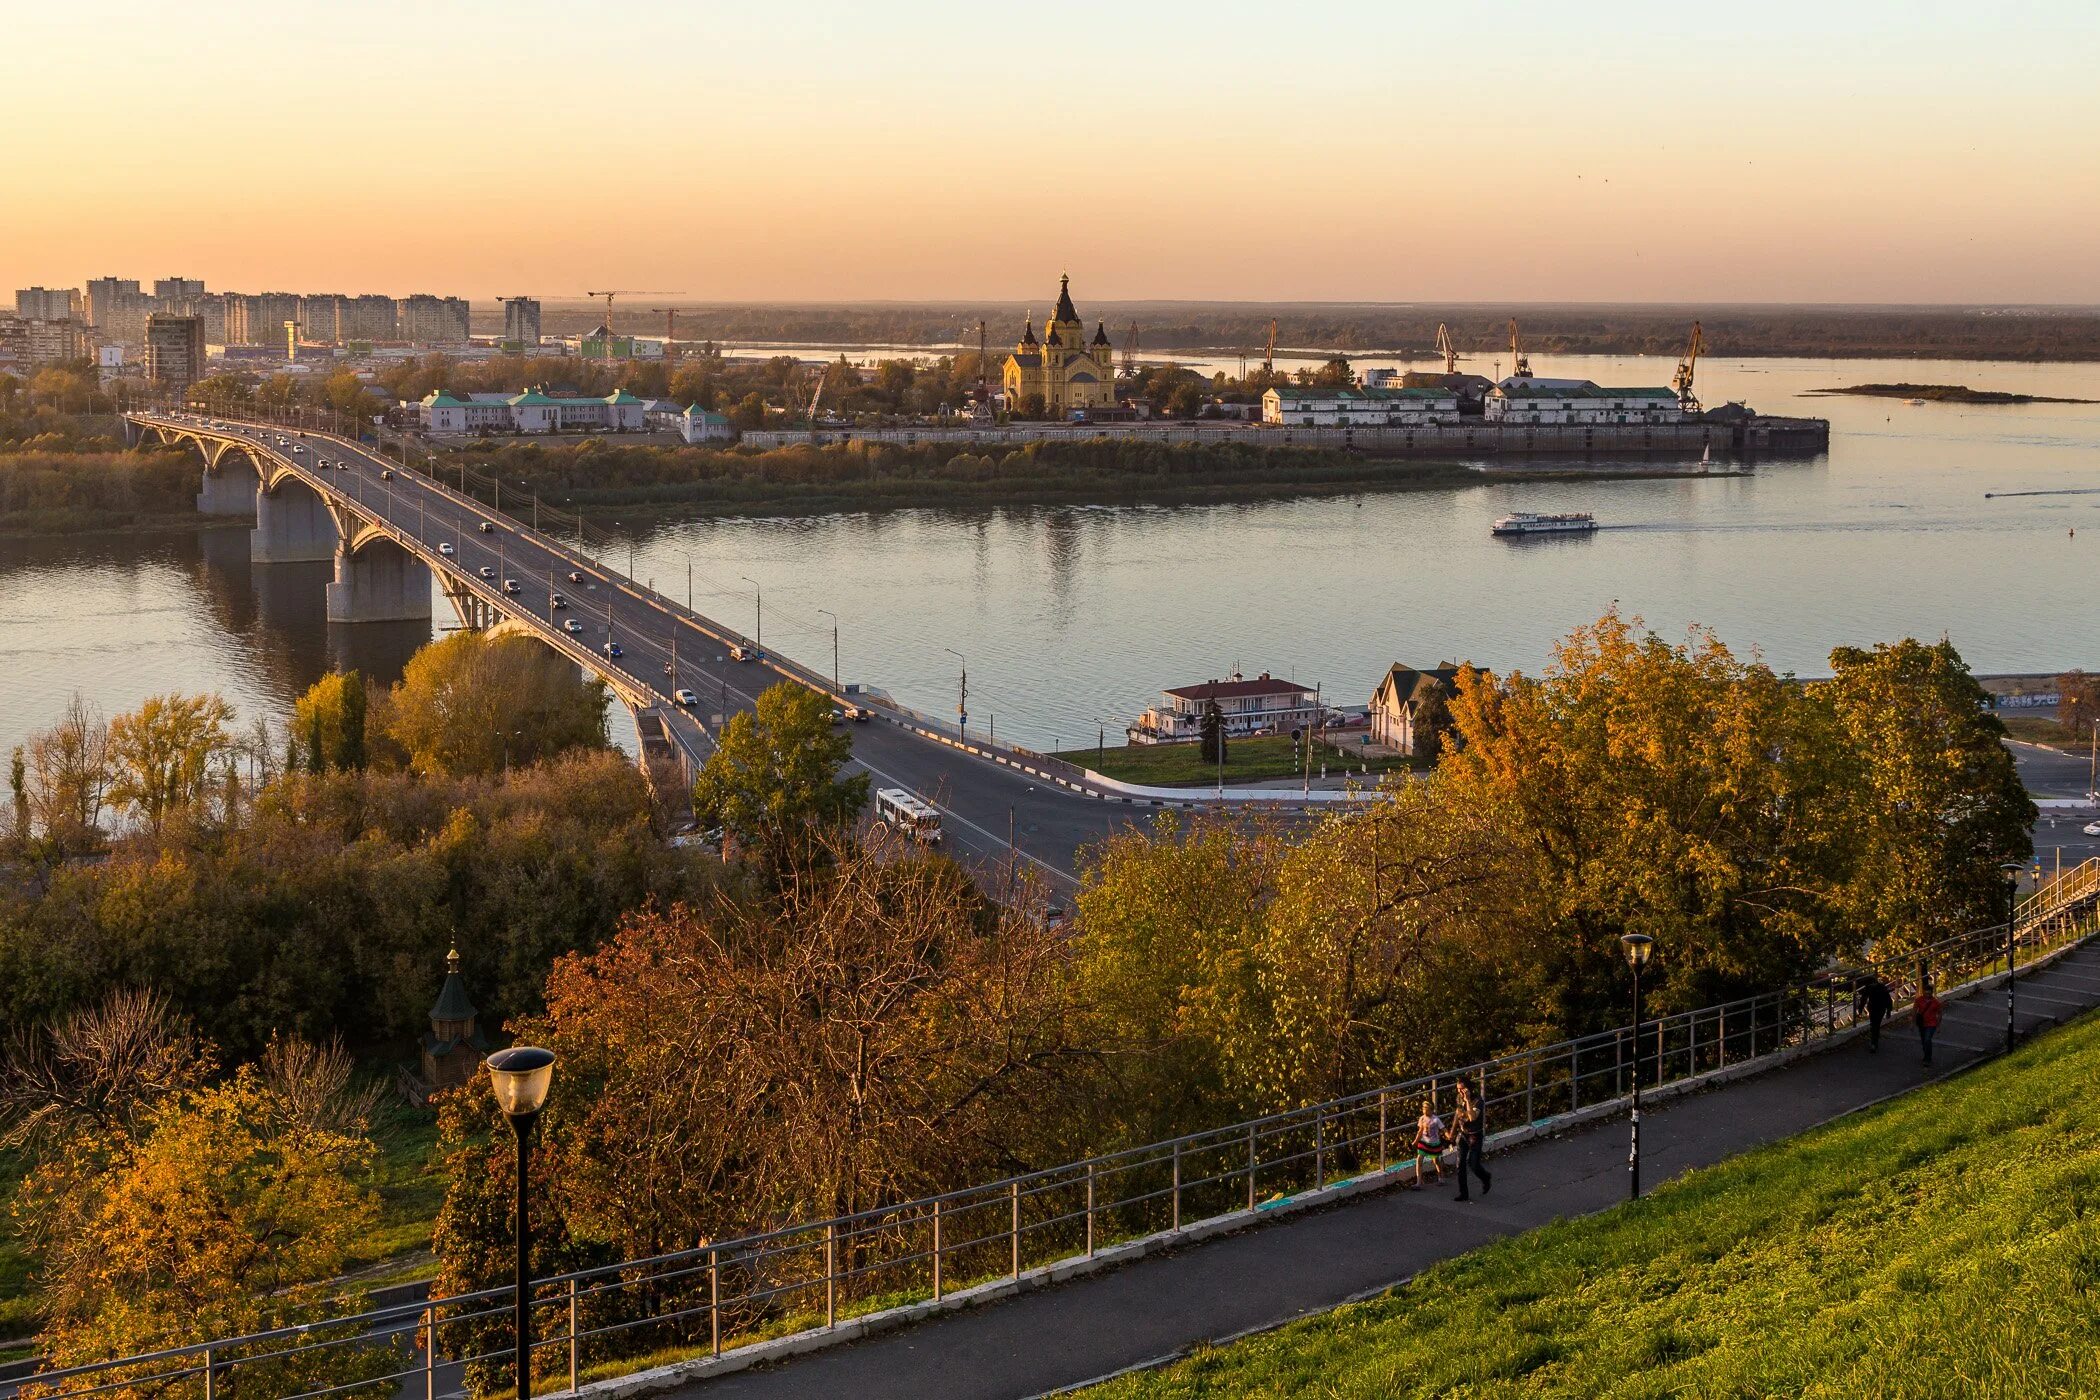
2059, 669, 2100, 744
23, 694, 109, 849
26, 1065, 387, 1393
294, 670, 368, 772
104, 693, 235, 833
1820, 639, 2034, 954
1198, 699, 1227, 767
692, 682, 868, 872
383, 631, 608, 777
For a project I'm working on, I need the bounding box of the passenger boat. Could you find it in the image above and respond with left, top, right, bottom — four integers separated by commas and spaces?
1492, 511, 1599, 537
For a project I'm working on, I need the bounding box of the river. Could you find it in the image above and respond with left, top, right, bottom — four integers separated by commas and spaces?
4, 352, 2097, 758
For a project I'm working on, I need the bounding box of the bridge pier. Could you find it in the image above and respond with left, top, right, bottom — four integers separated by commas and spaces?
251, 482, 338, 563
327, 538, 434, 624
198, 457, 261, 517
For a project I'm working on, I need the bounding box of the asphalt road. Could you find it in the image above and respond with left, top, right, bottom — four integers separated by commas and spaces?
144, 414, 1142, 888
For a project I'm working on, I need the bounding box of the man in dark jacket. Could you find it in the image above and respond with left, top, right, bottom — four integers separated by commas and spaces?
1855, 974, 1894, 1052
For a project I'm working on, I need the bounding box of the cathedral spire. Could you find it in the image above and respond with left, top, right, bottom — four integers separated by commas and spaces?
1021, 312, 1036, 346
1053, 274, 1079, 325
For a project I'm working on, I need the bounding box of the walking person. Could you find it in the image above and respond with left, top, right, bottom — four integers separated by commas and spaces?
1855, 973, 1893, 1052
1410, 1098, 1447, 1189
1452, 1080, 1492, 1202
1914, 980, 1943, 1066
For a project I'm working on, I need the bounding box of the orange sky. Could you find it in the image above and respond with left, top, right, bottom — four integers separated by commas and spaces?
7, 1, 2099, 303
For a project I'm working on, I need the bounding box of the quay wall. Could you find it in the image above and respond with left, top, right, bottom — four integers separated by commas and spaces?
739, 416, 1829, 457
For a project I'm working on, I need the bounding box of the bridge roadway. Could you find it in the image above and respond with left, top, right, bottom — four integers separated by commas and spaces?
131, 412, 1134, 888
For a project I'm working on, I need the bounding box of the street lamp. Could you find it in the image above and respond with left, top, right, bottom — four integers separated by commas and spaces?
1621, 933, 1654, 1201
486, 1045, 556, 1400
2001, 861, 2025, 1052
946, 648, 968, 741
817, 609, 840, 695
741, 576, 763, 649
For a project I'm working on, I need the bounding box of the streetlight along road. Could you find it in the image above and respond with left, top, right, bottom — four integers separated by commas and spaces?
487, 1045, 556, 1400
1621, 932, 1654, 1200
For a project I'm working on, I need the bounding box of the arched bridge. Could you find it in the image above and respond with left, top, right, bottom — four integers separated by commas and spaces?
130, 411, 717, 777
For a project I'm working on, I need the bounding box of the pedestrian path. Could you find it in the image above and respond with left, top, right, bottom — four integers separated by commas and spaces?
664, 941, 2100, 1400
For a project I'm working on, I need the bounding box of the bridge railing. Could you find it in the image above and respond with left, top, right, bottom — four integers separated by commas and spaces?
29, 859, 2100, 1399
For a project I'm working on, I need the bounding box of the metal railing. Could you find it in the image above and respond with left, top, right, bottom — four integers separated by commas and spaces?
28, 859, 2100, 1399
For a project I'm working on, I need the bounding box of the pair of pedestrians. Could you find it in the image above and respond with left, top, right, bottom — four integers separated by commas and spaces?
1411, 1082, 1491, 1202
1854, 973, 1942, 1065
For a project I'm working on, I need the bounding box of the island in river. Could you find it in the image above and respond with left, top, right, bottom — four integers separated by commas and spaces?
1812, 382, 2098, 405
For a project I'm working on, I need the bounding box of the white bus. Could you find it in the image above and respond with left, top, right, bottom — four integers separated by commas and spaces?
874, 788, 942, 845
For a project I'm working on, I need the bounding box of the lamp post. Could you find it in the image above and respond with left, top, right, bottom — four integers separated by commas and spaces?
1621, 933, 1654, 1200
817, 609, 840, 695
486, 1046, 556, 1400
2002, 861, 2025, 1052
741, 576, 763, 649
946, 648, 968, 741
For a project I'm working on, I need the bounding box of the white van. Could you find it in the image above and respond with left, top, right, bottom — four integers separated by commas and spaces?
873, 788, 942, 845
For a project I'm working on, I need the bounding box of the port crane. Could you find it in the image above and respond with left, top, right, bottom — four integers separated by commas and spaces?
1436, 322, 1459, 374
1673, 319, 1706, 412
651, 307, 680, 358
1507, 318, 1532, 379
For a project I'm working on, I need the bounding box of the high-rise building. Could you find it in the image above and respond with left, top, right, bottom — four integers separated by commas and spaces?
153, 277, 205, 301
16, 286, 81, 320
192, 293, 229, 346
144, 314, 207, 391
395, 294, 471, 346
83, 277, 141, 329
340, 294, 398, 344
502, 296, 542, 349
300, 294, 345, 344
0, 316, 93, 369
225, 292, 302, 346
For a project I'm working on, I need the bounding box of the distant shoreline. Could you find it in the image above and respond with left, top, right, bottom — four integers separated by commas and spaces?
1805, 383, 2094, 405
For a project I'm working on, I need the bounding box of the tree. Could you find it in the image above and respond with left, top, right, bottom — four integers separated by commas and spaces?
434, 831, 1090, 1393
1199, 700, 1228, 767
1164, 382, 1205, 419
692, 682, 868, 871
731, 392, 769, 430
1821, 639, 2035, 955
1014, 392, 1048, 421
2059, 670, 2100, 745
8, 745, 26, 843
294, 671, 367, 772
104, 693, 234, 834
24, 694, 110, 849
24, 1064, 386, 1394
383, 631, 608, 778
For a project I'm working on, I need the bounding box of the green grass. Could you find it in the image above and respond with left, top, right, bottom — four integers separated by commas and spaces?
1053, 736, 1415, 788
344, 1111, 446, 1275
1086, 1009, 2100, 1399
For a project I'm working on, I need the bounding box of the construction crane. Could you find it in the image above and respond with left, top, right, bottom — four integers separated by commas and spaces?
1436, 322, 1459, 375
1672, 319, 1706, 412
1122, 322, 1139, 381
585, 290, 630, 333
1264, 317, 1277, 373
1507, 318, 1531, 379
651, 307, 680, 358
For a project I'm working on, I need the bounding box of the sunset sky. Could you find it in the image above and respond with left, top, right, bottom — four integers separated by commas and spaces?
8, 0, 2098, 303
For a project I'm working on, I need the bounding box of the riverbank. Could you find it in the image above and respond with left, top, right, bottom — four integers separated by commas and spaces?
0, 449, 207, 537
436, 437, 1760, 525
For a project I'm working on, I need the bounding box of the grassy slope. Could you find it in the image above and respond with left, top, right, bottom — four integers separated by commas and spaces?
1089, 1011, 2100, 1399
1052, 736, 1413, 788
2003, 714, 2097, 755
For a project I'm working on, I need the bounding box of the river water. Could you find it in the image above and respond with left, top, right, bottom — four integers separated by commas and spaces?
5, 353, 2097, 758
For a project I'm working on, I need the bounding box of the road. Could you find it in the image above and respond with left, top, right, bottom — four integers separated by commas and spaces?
143, 414, 1142, 888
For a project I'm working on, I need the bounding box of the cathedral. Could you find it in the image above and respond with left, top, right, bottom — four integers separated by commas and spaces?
1002, 275, 1116, 416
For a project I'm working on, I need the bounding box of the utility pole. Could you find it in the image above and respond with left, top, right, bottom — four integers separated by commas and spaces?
947, 648, 968, 741
818, 609, 840, 694
741, 576, 762, 648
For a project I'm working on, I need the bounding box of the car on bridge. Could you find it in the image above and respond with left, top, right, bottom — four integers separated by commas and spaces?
675, 689, 699, 707
729, 643, 762, 662
381, 469, 394, 480
478, 565, 496, 579
439, 542, 455, 556
479, 521, 494, 533
502, 578, 522, 594
602, 641, 624, 659
563, 619, 584, 634
874, 788, 942, 845
550, 593, 568, 609
567, 570, 586, 583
